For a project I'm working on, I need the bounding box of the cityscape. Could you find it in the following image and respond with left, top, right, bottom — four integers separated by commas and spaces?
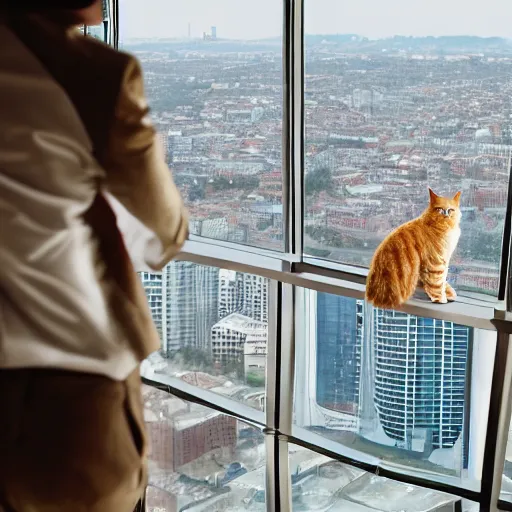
124, 30, 512, 297
138, 260, 492, 511
117, 13, 512, 511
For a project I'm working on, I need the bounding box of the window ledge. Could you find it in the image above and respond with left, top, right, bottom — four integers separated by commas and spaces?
171, 239, 504, 330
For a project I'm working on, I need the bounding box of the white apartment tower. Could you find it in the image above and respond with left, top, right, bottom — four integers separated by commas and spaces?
218, 269, 268, 323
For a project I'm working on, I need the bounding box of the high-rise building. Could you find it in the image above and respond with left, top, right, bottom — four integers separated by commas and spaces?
218, 270, 268, 323
240, 273, 268, 323
141, 266, 267, 358
139, 272, 165, 340
211, 26, 217, 40
314, 293, 471, 452
316, 295, 362, 414
163, 262, 219, 354
144, 386, 237, 472
211, 313, 267, 366
168, 130, 193, 163
218, 270, 238, 319
195, 264, 220, 350
372, 309, 470, 450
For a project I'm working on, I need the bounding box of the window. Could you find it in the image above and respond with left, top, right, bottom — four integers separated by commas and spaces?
114, 1, 512, 511
303, 0, 512, 298
288, 444, 477, 511
143, 385, 266, 510
119, 0, 284, 250
82, 0, 110, 43
502, 418, 512, 503
295, 289, 496, 488
140, 263, 269, 411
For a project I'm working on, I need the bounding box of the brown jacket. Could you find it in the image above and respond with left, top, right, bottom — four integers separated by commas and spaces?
0, 14, 187, 376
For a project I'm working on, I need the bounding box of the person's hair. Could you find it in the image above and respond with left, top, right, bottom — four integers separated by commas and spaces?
0, 0, 100, 25
1, 0, 97, 8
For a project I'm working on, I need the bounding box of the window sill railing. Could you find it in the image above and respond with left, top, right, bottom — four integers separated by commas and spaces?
174, 236, 503, 331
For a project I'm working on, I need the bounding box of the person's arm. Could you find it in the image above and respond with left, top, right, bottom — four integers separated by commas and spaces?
103, 56, 188, 270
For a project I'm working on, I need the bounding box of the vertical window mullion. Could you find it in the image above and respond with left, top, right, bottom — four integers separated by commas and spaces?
266, 280, 280, 430
265, 281, 294, 511
110, 0, 120, 49
265, 434, 292, 512
283, 0, 305, 257
499, 155, 512, 302
265, 279, 279, 511
291, 0, 305, 258
278, 282, 296, 434
268, 0, 303, 507
481, 331, 512, 511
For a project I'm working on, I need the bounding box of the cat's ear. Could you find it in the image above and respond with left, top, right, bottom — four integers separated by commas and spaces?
453, 191, 462, 203
428, 187, 438, 203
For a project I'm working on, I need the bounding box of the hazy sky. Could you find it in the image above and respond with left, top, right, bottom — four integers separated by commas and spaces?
119, 0, 512, 40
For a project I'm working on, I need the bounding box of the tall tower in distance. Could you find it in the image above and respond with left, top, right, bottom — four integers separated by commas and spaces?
188, 22, 191, 39
211, 26, 217, 40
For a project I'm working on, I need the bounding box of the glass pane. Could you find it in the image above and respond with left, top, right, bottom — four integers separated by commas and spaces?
140, 263, 269, 410
303, 0, 512, 296
84, 0, 110, 42
289, 444, 467, 511
501, 396, 512, 502
294, 289, 495, 489
119, 0, 284, 251
85, 24, 107, 42
143, 385, 266, 511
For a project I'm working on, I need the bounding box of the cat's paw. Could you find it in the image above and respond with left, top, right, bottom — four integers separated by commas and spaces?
446, 284, 457, 302
430, 296, 448, 304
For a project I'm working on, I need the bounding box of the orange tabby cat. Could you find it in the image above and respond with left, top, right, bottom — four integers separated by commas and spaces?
366, 188, 461, 309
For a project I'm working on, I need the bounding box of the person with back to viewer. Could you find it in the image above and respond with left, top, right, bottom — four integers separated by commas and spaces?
0, 1, 188, 510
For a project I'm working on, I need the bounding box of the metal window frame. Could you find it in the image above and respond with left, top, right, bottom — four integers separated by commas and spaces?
82, 0, 116, 45
113, 0, 512, 510
178, 238, 499, 331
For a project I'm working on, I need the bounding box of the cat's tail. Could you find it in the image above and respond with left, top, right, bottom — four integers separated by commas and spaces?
365, 250, 418, 310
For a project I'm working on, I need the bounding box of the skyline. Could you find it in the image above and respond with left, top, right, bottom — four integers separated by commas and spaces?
119, 0, 512, 41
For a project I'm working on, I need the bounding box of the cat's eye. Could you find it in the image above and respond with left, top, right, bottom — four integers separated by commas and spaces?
447, 208, 454, 214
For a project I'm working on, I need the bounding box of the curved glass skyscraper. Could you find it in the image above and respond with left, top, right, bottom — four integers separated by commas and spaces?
315, 294, 470, 451
373, 308, 470, 449
316, 294, 362, 414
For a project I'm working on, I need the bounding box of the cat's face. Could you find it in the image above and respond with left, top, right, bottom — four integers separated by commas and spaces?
427, 188, 462, 227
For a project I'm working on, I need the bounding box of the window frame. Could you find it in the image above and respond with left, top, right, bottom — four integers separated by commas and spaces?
111, 0, 512, 510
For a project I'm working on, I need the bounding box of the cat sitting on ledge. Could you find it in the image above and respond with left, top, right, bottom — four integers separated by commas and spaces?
366, 188, 461, 309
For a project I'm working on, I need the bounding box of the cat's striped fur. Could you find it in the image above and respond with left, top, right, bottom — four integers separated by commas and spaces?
366, 188, 461, 309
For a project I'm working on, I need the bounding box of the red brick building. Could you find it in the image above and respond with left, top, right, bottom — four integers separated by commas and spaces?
146, 409, 237, 472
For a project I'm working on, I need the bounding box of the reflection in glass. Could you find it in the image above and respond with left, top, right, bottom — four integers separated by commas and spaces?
295, 289, 495, 485
289, 444, 464, 511
140, 264, 269, 410
303, 0, 512, 296
143, 385, 265, 511
119, 0, 284, 251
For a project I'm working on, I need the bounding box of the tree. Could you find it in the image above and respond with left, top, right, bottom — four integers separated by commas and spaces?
172, 346, 214, 371
189, 183, 205, 202
257, 219, 273, 231
246, 372, 265, 388
305, 166, 333, 195
211, 175, 260, 192
223, 359, 245, 381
